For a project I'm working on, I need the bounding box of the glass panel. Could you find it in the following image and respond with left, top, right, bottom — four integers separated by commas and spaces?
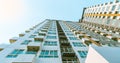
6, 49, 24, 58
39, 50, 58, 58
78, 51, 88, 58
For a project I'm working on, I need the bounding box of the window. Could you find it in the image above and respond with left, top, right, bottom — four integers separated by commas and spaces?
46, 36, 57, 39
50, 29, 56, 31
6, 49, 24, 58
29, 35, 36, 38
102, 7, 105, 11
26, 51, 37, 54
69, 37, 78, 40
65, 31, 71, 32
21, 40, 31, 45
78, 51, 88, 58
39, 50, 58, 58
111, 5, 116, 11
44, 41, 57, 46
113, 16, 117, 19
73, 42, 86, 47
48, 32, 56, 35
106, 6, 110, 11
117, 5, 120, 11
106, 19, 110, 24
34, 31, 38, 34
67, 33, 74, 36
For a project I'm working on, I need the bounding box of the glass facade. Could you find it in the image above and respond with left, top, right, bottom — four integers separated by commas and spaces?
78, 51, 88, 58
21, 40, 31, 45
26, 51, 37, 54
39, 50, 58, 58
46, 36, 57, 39
111, 5, 116, 11
69, 37, 78, 40
29, 35, 36, 38
44, 41, 57, 46
6, 49, 24, 58
73, 42, 86, 47
48, 32, 56, 35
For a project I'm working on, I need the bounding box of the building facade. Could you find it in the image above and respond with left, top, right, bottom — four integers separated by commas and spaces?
0, 20, 89, 63
79, 0, 120, 63
1, 18, 120, 63
85, 45, 120, 63
81, 0, 120, 45
82, 0, 120, 28
0, 0, 120, 63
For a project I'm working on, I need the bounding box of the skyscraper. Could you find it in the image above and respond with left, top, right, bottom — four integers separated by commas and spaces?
80, 0, 120, 63
0, 19, 120, 63
0, 0, 120, 63
81, 0, 120, 45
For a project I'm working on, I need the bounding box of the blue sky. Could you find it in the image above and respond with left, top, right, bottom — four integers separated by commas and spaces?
0, 0, 113, 44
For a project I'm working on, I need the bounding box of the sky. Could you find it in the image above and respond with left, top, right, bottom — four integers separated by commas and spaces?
0, 0, 113, 44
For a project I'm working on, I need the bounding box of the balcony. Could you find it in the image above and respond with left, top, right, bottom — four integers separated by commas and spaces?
62, 53, 76, 58
62, 57, 79, 63
115, 32, 119, 35
80, 31, 86, 34
61, 47, 74, 53
63, 61, 80, 63
97, 31, 102, 34
71, 29, 76, 32
41, 28, 48, 32
27, 42, 40, 52
100, 32, 112, 38
19, 33, 25, 37
0, 48, 3, 51
60, 40, 70, 46
62, 48, 75, 57
59, 36, 67, 40
94, 30, 101, 34
91, 38, 100, 44
74, 31, 80, 35
100, 32, 107, 36
43, 26, 49, 29
90, 28, 94, 31
34, 36, 44, 42
30, 28, 34, 30
82, 38, 92, 46
106, 34, 112, 39
25, 30, 30, 33
85, 34, 91, 38
78, 34, 84, 39
59, 35, 67, 38
87, 28, 90, 30
59, 32, 65, 35
38, 31, 46, 36
9, 37, 18, 43
112, 37, 120, 43
58, 30, 63, 32
12, 54, 35, 63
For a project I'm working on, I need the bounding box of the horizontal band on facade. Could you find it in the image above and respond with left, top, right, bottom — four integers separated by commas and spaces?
84, 14, 120, 16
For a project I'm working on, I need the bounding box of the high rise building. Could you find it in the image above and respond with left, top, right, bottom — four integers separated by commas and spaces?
80, 0, 120, 63
0, 19, 120, 63
0, 20, 88, 63
0, 0, 120, 63
81, 0, 120, 45
81, 0, 120, 28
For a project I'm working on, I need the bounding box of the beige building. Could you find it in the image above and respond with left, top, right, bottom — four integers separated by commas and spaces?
82, 0, 120, 28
